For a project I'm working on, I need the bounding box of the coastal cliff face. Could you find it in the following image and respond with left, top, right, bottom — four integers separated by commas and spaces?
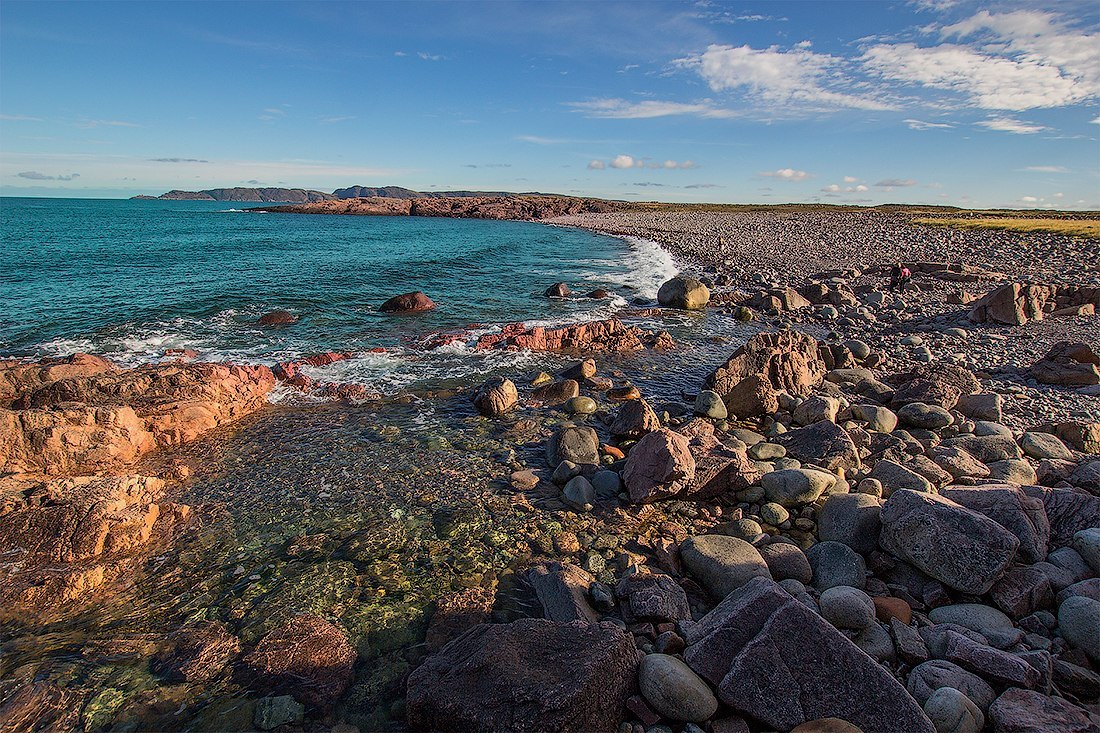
259, 195, 616, 220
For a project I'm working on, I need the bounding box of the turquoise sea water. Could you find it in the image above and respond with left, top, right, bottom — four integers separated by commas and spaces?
0, 197, 678, 392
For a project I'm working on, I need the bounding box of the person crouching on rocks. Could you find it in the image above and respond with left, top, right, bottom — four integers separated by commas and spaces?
889, 262, 912, 290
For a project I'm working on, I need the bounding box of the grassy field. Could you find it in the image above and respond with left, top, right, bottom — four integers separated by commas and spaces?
912, 216, 1100, 238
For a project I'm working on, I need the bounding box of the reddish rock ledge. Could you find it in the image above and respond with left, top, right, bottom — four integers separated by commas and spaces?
475, 318, 674, 354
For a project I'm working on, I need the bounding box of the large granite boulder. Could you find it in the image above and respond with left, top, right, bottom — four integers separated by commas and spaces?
657, 276, 710, 310
775, 420, 861, 472
472, 376, 518, 417
610, 399, 660, 439
406, 619, 639, 733
528, 562, 599, 624
705, 331, 826, 399
683, 445, 760, 500
546, 426, 600, 467
623, 428, 696, 503
939, 485, 1050, 564
681, 577, 935, 733
988, 687, 1097, 732
1028, 342, 1100, 386
879, 490, 1019, 595
379, 291, 437, 313
681, 535, 771, 599
1021, 486, 1100, 549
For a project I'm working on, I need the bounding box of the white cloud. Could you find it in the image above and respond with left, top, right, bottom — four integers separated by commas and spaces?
678, 44, 892, 111
862, 43, 1089, 111
1021, 195, 1038, 202
16, 171, 79, 181
822, 183, 841, 192
760, 168, 811, 181
976, 117, 1047, 134
393, 51, 407, 57
319, 116, 355, 124
0, 114, 43, 122
843, 176, 860, 183
611, 155, 641, 169
74, 119, 141, 129
875, 178, 918, 188
1021, 165, 1069, 173
587, 160, 606, 170
418, 52, 445, 61
904, 118, 954, 130
824, 182, 869, 193
569, 98, 739, 119
1091, 116, 1100, 124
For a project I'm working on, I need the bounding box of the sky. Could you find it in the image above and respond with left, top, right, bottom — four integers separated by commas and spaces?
1, 0, 1098, 209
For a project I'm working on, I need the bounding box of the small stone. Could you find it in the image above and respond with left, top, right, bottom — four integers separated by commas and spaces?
758, 542, 813, 584
761, 468, 836, 507
818, 585, 876, 630
694, 390, 727, 419
760, 502, 790, 526
873, 596, 912, 625
566, 396, 598, 415
923, 687, 984, 733
255, 696, 305, 731
898, 402, 954, 430
748, 442, 787, 460
806, 540, 866, 591
563, 476, 595, 511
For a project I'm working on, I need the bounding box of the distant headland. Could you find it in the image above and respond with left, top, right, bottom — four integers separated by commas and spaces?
131, 185, 533, 203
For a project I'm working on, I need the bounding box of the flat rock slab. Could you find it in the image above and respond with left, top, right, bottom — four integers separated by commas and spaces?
682, 576, 935, 733
940, 484, 1050, 564
406, 619, 639, 733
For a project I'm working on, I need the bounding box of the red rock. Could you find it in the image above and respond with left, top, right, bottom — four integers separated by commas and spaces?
873, 596, 913, 625
472, 376, 518, 416
989, 687, 1096, 732
610, 399, 661, 439
608, 385, 643, 401
623, 428, 696, 503
705, 331, 826, 399
586, 289, 611, 299
263, 194, 615, 221
241, 615, 356, 712
152, 621, 241, 683
380, 291, 437, 314
475, 318, 671, 354
1029, 341, 1100, 386
164, 348, 199, 360
602, 444, 625, 460
256, 309, 297, 326
0, 353, 117, 405
426, 586, 497, 652
626, 694, 662, 726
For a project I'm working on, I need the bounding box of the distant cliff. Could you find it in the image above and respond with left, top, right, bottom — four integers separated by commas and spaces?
153, 187, 336, 202
256, 195, 617, 220
137, 185, 532, 202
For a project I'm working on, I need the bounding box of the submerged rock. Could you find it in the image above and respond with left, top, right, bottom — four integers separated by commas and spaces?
379, 291, 437, 314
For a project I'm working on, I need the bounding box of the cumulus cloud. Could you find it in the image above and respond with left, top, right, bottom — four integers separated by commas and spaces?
149, 158, 208, 163
17, 171, 79, 180
843, 176, 860, 183
976, 117, 1047, 134
569, 98, 739, 119
760, 168, 811, 181
677, 44, 893, 111
823, 182, 868, 193
1091, 116, 1100, 124
905, 118, 954, 130
611, 155, 642, 169
587, 160, 606, 170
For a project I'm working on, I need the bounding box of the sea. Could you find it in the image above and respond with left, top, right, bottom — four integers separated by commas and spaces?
0, 196, 681, 394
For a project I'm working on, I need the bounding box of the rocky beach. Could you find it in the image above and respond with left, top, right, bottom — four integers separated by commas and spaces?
2, 203, 1099, 733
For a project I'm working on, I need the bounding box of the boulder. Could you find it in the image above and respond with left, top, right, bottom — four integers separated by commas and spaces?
1020, 432, 1074, 461
956, 392, 1003, 422
943, 631, 1041, 688
256, 310, 297, 326
968, 282, 1054, 325
818, 586, 876, 630
775, 420, 861, 472
879, 490, 1019, 595
405, 619, 638, 733
638, 654, 718, 722
529, 562, 599, 624
681, 577, 935, 733
680, 534, 771, 599
623, 428, 696, 503
930, 446, 991, 480
546, 426, 600, 467
610, 399, 660, 439
694, 390, 727, 419
657, 276, 710, 310
241, 615, 356, 711
722, 374, 779, 417
475, 318, 671, 354
897, 402, 954, 430
1058, 596, 1100, 663
870, 459, 933, 495
907, 660, 996, 713
379, 291, 437, 313
757, 542, 812, 584
531, 379, 580, 404
544, 282, 571, 298
988, 687, 1097, 733
852, 404, 897, 433
683, 445, 760, 500
1074, 528, 1100, 573
941, 435, 1022, 463
940, 485, 1050, 564
1029, 342, 1100, 386
794, 395, 840, 425
152, 622, 240, 683
1022, 486, 1100, 548
761, 468, 836, 507
705, 331, 826, 399
990, 566, 1053, 619
923, 687, 984, 733
471, 376, 518, 417
807, 541, 867, 591
615, 572, 691, 623
817, 494, 882, 554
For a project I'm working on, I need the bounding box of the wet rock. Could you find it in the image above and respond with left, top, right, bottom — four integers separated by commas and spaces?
879, 490, 1019, 595
775, 420, 861, 472
657, 276, 710, 310
532, 379, 580, 404
476, 318, 670, 354
638, 653, 718, 722
544, 282, 571, 298
988, 687, 1096, 732
591, 470, 623, 499
152, 621, 240, 683
406, 619, 639, 733
560, 358, 596, 381
563, 475, 595, 510
682, 577, 934, 733
817, 493, 882, 554
255, 695, 305, 730
472, 376, 518, 417
610, 398, 661, 439
623, 428, 696, 503
379, 291, 437, 313
0, 682, 85, 732
681, 534, 771, 599
241, 615, 356, 712
546, 425, 600, 466
939, 485, 1050, 564
256, 309, 298, 326
761, 468, 836, 507
426, 586, 496, 652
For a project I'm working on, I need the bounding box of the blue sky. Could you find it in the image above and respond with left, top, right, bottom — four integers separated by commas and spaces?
1, 0, 1097, 208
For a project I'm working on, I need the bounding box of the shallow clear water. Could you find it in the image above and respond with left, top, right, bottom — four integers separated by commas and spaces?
0, 197, 678, 391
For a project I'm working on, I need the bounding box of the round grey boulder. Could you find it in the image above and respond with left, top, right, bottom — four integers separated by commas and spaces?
852, 404, 898, 433
1058, 595, 1100, 663
761, 468, 836, 507
749, 442, 786, 461
681, 534, 771, 599
657, 276, 710, 310
1020, 431, 1074, 460
638, 653, 718, 722
806, 540, 867, 591
897, 402, 954, 430
907, 660, 996, 712
929, 604, 1014, 639
591, 470, 622, 499
563, 475, 595, 511
817, 493, 882, 554
818, 585, 876, 630
694, 390, 727, 419
760, 502, 789, 526
758, 542, 812, 584
1072, 528, 1100, 574
923, 687, 984, 733
565, 396, 597, 415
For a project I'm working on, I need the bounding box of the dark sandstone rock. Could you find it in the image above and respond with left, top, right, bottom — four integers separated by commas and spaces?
623, 428, 696, 503
379, 291, 437, 314
705, 331, 826, 399
775, 420, 861, 472
610, 398, 661, 439
546, 426, 600, 467
152, 621, 240, 683
529, 562, 599, 624
472, 376, 518, 417
256, 310, 297, 326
